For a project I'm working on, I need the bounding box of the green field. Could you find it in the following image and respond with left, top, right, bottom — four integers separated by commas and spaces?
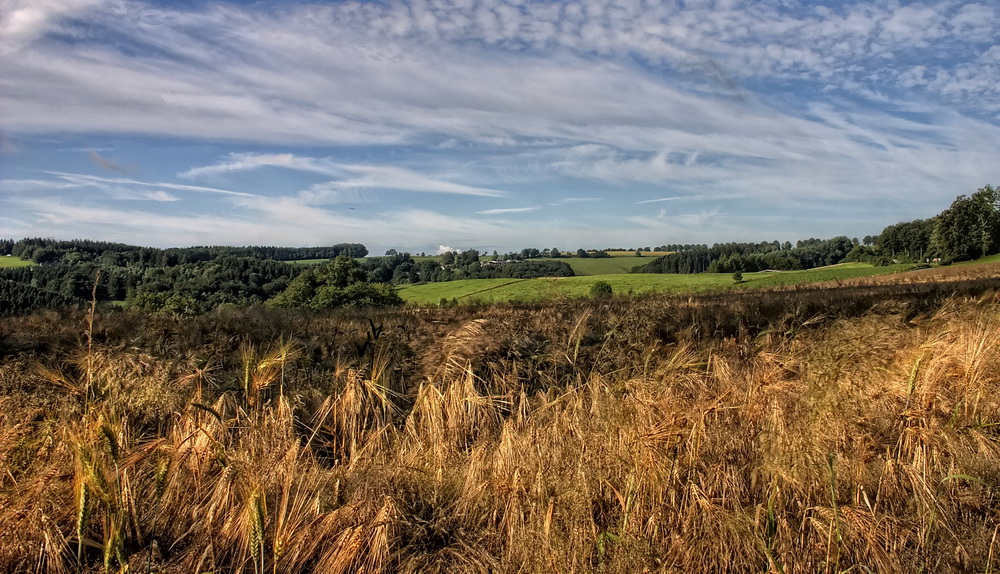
398, 263, 918, 305
0, 257, 35, 268
539, 256, 648, 275
956, 253, 1000, 265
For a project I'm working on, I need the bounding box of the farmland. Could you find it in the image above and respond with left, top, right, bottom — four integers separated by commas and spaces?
539, 255, 650, 275
4, 274, 1000, 573
0, 256, 35, 268
398, 262, 919, 305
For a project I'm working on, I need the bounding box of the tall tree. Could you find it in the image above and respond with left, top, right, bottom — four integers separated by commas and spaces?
932, 185, 1000, 262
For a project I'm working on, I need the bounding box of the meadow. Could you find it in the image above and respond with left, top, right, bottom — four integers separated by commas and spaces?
399, 263, 918, 305
539, 255, 652, 275
0, 256, 35, 268
3, 274, 1000, 573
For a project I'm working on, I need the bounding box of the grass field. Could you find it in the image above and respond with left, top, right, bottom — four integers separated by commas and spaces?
957, 252, 1000, 265
0, 257, 34, 268
291, 258, 332, 265
398, 263, 918, 305
540, 256, 648, 275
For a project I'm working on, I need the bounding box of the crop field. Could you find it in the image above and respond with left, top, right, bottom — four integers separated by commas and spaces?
733, 262, 915, 288
0, 257, 35, 268
398, 263, 918, 305
4, 277, 1000, 573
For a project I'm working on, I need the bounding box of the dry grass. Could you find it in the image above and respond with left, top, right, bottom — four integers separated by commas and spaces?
2, 290, 1000, 572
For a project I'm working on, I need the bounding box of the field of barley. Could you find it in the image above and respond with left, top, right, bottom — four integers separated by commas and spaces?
2, 277, 1000, 573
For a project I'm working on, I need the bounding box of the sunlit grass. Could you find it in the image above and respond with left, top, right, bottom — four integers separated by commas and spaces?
538, 256, 649, 275
398, 263, 919, 305
0, 256, 35, 268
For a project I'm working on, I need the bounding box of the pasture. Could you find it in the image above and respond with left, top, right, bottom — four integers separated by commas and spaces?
398, 263, 918, 305
0, 257, 35, 268
539, 255, 648, 275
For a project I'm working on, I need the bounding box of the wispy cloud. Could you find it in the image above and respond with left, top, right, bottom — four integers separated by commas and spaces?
182, 153, 507, 197
46, 172, 256, 198
3, 0, 1000, 251
635, 197, 685, 205
303, 165, 507, 197
178, 153, 331, 178
0, 0, 103, 54
5, 1, 998, 144
476, 206, 540, 215
634, 193, 743, 205
547, 197, 604, 206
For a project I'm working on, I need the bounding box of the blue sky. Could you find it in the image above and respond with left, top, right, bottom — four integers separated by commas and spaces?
2, 0, 998, 255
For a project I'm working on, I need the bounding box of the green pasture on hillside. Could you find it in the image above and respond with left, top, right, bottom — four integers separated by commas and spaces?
398, 263, 918, 305
0, 257, 35, 268
956, 253, 1000, 265
539, 256, 648, 275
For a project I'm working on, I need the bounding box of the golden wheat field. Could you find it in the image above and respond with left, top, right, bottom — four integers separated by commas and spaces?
2, 282, 1000, 573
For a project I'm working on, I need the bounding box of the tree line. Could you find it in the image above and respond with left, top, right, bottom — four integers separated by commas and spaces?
635, 185, 998, 275
365, 250, 574, 284
4, 238, 367, 265
844, 185, 1000, 265
633, 237, 854, 274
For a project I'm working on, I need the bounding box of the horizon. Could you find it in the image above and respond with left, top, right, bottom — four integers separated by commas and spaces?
2, 0, 998, 255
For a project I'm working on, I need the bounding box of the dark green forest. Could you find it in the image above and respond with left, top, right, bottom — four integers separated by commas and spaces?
0, 241, 574, 317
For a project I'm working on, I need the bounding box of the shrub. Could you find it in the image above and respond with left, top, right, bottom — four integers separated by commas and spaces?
590, 280, 613, 299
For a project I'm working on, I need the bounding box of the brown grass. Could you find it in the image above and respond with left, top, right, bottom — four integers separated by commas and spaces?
2, 287, 1000, 572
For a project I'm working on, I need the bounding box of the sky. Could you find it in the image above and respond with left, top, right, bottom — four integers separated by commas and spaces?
1, 0, 999, 255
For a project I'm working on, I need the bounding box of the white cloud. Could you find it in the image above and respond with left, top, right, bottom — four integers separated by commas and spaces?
309, 165, 508, 197
179, 153, 329, 179
4, 0, 998, 147
46, 172, 256, 197
476, 206, 540, 215
635, 197, 684, 205
553, 197, 603, 204
0, 0, 104, 54
182, 153, 507, 197
3, 0, 1000, 251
